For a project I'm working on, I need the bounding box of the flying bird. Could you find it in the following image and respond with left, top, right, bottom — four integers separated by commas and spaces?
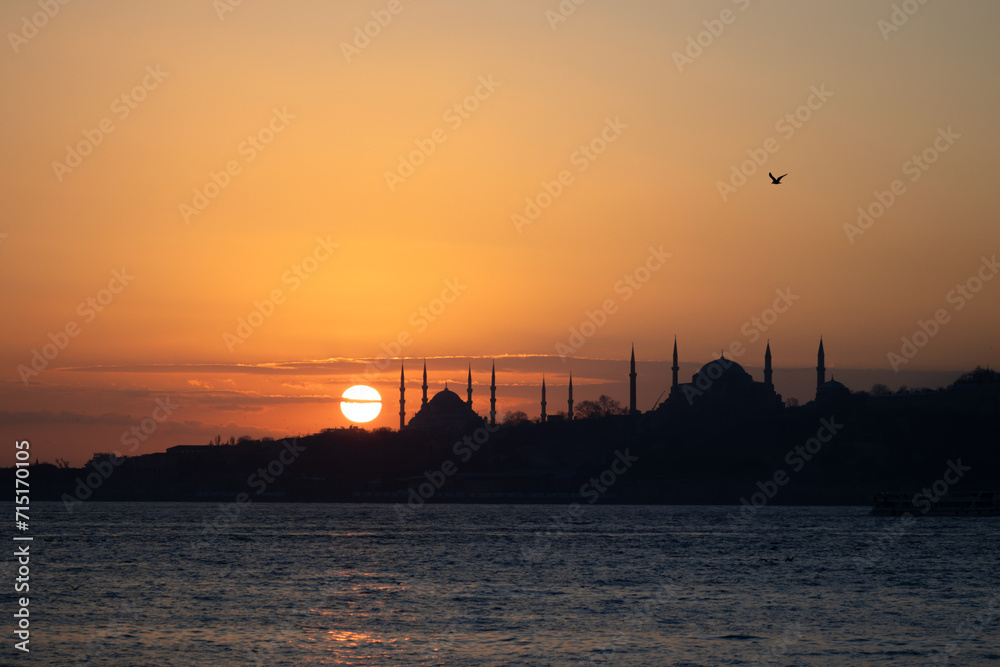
769, 172, 787, 184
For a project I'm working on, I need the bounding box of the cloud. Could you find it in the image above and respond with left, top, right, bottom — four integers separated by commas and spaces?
54, 354, 563, 376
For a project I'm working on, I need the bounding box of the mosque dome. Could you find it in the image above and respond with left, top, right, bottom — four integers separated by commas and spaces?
819, 379, 849, 392
407, 386, 483, 432
692, 357, 753, 386
817, 378, 850, 399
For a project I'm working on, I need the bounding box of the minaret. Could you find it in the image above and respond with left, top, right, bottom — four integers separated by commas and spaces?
629, 344, 637, 416
817, 337, 826, 391
467, 365, 473, 408
489, 361, 497, 427
540, 375, 547, 422
567, 372, 574, 421
671, 336, 679, 390
398, 363, 406, 430
421, 360, 428, 406
764, 340, 773, 390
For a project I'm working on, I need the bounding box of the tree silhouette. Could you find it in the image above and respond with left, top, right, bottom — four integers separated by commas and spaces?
574, 395, 626, 419
952, 366, 1000, 386
502, 410, 529, 425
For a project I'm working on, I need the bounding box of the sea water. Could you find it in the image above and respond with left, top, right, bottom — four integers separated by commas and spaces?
16, 502, 1000, 665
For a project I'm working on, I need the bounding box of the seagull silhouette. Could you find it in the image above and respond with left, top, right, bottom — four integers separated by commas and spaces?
769, 172, 787, 184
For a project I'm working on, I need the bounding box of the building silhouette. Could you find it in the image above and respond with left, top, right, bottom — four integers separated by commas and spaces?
41, 342, 998, 508
629, 345, 637, 416
567, 373, 573, 421
489, 361, 497, 427
398, 338, 838, 429
398, 364, 406, 430
817, 337, 826, 390
405, 379, 483, 432
540, 374, 546, 422
661, 340, 788, 413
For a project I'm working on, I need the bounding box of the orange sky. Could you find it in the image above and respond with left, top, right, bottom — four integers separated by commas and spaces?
1, 0, 998, 464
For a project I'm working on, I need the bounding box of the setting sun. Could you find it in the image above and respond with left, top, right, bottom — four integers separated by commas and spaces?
340, 385, 382, 424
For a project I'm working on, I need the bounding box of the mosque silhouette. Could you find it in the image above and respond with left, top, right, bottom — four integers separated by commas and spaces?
397, 338, 849, 430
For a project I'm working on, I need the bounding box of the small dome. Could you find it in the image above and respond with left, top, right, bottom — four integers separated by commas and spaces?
819, 379, 849, 394
816, 377, 850, 405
